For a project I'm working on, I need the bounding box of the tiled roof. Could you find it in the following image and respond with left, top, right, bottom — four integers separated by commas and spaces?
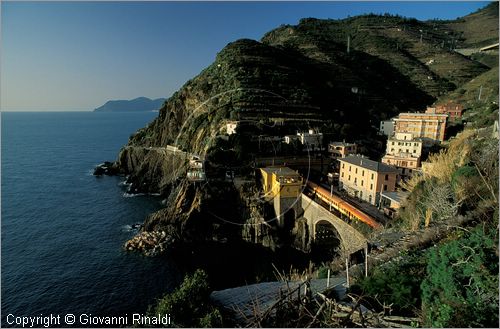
260, 167, 299, 176
339, 155, 398, 173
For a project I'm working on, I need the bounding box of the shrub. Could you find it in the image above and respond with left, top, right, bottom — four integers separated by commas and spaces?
357, 254, 426, 315
149, 269, 223, 327
421, 226, 499, 327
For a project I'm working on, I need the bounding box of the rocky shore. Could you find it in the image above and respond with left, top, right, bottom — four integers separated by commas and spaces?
123, 230, 174, 257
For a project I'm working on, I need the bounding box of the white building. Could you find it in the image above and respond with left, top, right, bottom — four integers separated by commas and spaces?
379, 118, 395, 136
382, 132, 422, 178
385, 132, 422, 158
226, 121, 239, 135
296, 129, 323, 151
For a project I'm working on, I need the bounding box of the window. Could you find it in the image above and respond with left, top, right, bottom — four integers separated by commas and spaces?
384, 185, 388, 191
371, 173, 374, 180
362, 170, 364, 176
349, 166, 351, 172
354, 178, 357, 184
361, 180, 364, 186
341, 172, 344, 178
355, 168, 358, 174
413, 150, 416, 153
342, 163, 345, 169
370, 183, 373, 190
385, 174, 389, 180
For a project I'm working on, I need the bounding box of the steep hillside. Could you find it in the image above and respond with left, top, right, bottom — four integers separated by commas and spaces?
262, 15, 488, 94
128, 37, 436, 154
441, 1, 499, 48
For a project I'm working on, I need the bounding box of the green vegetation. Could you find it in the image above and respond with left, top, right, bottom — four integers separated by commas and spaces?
355, 224, 498, 327
421, 226, 498, 327
356, 253, 426, 315
148, 269, 223, 328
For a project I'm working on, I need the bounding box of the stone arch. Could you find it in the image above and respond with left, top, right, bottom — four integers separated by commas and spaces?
312, 219, 342, 260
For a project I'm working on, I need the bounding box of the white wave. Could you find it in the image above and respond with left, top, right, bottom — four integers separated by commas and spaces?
121, 225, 133, 232
118, 180, 132, 187
123, 192, 146, 198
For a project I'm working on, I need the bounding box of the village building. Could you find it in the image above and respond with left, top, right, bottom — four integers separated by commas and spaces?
187, 156, 206, 182
284, 129, 323, 152
380, 190, 409, 218
426, 102, 464, 121
226, 121, 239, 135
328, 141, 358, 158
338, 155, 398, 206
379, 118, 395, 136
394, 112, 448, 146
382, 132, 422, 178
259, 167, 303, 228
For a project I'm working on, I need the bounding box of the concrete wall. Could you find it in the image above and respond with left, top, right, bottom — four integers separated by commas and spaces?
301, 194, 367, 254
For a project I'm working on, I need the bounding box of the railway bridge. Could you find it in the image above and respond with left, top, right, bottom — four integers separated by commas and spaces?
300, 193, 367, 254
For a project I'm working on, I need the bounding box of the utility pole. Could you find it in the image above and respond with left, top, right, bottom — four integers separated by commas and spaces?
347, 34, 351, 54
364, 243, 369, 277
345, 256, 350, 287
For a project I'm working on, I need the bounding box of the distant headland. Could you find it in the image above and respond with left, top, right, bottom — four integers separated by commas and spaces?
93, 97, 165, 112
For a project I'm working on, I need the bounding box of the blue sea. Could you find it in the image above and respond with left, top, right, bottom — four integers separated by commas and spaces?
1, 112, 183, 325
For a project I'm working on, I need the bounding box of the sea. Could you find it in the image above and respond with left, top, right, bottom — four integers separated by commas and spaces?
1, 111, 183, 326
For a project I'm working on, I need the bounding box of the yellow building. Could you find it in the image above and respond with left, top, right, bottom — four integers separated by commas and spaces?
260, 167, 303, 228
260, 167, 302, 199
394, 112, 448, 146
338, 155, 398, 206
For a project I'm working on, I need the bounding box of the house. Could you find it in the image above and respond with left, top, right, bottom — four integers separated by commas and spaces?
187, 156, 206, 182
426, 102, 463, 121
380, 191, 409, 218
297, 129, 323, 151
379, 118, 395, 136
384, 132, 422, 158
283, 129, 323, 152
382, 132, 422, 177
259, 167, 302, 199
394, 112, 448, 146
259, 167, 303, 227
338, 155, 398, 206
328, 141, 357, 158
226, 121, 239, 135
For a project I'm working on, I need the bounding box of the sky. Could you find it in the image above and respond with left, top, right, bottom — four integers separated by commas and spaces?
0, 1, 491, 111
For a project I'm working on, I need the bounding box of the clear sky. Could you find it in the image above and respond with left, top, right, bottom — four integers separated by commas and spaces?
0, 1, 491, 111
